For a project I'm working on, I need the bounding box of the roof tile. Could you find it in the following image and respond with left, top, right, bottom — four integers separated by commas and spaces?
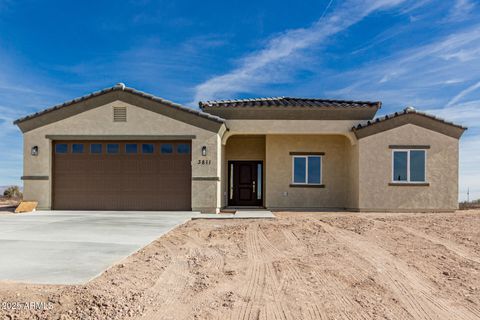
199, 97, 381, 109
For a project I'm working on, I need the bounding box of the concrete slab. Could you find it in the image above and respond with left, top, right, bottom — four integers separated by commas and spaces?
192, 210, 275, 219
0, 211, 198, 285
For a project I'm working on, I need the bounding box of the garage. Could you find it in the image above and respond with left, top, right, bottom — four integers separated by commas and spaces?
52, 140, 192, 211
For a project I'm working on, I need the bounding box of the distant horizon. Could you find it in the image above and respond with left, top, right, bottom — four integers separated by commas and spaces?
0, 0, 479, 200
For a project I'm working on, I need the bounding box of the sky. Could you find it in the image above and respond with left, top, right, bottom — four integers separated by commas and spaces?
0, 0, 479, 200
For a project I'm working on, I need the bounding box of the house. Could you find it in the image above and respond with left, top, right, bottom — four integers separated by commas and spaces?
14, 83, 467, 213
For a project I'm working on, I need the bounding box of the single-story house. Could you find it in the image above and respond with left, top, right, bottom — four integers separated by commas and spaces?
14, 83, 467, 213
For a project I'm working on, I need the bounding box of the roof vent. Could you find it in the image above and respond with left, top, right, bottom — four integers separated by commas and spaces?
113, 106, 127, 122
404, 106, 416, 113
115, 83, 126, 90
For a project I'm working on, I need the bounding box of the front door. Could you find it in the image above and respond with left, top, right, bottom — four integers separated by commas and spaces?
228, 161, 263, 206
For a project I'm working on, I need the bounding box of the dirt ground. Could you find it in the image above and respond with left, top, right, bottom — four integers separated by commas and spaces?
1, 210, 479, 320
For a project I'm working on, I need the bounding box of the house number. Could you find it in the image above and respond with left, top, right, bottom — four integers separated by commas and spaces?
197, 160, 212, 165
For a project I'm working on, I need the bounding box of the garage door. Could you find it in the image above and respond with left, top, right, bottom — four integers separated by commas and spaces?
52, 141, 192, 211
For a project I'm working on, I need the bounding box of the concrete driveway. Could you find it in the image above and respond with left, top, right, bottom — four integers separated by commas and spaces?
0, 211, 198, 285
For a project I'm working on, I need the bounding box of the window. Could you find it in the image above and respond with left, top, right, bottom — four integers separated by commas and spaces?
72, 144, 84, 154
125, 144, 138, 154
177, 144, 190, 154
107, 144, 119, 154
161, 144, 173, 154
392, 150, 426, 182
90, 144, 102, 154
292, 156, 322, 185
55, 144, 68, 154
142, 144, 154, 154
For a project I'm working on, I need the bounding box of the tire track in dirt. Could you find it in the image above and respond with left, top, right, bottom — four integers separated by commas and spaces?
231, 223, 294, 320
145, 232, 229, 320
260, 226, 374, 320
371, 218, 480, 265
139, 237, 193, 320
319, 221, 480, 320
139, 231, 226, 320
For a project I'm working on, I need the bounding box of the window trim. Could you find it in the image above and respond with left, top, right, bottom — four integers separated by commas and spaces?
291, 155, 323, 185
141, 143, 154, 155
72, 143, 84, 154
177, 143, 191, 154
55, 143, 68, 154
125, 143, 138, 154
391, 149, 427, 183
106, 143, 120, 154
90, 143, 103, 154
160, 143, 173, 154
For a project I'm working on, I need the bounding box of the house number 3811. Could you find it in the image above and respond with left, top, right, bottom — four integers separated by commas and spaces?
197, 160, 212, 165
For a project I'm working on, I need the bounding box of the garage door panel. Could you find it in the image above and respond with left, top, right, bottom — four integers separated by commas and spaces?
53, 141, 191, 211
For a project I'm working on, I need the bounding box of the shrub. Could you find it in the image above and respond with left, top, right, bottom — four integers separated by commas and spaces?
3, 186, 23, 199
459, 199, 480, 210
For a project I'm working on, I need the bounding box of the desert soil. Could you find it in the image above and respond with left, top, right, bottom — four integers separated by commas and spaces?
0, 210, 479, 320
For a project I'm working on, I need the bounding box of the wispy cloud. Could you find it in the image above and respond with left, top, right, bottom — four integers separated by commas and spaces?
193, 0, 408, 102
446, 81, 480, 107
446, 0, 475, 22
325, 24, 480, 108
326, 24, 480, 200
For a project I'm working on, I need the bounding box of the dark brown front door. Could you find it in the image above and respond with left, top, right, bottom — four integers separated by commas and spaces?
228, 161, 263, 206
52, 140, 192, 211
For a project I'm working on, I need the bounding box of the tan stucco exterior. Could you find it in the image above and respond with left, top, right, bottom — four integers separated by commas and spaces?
264, 135, 349, 209
22, 100, 223, 212
17, 87, 465, 213
357, 124, 459, 211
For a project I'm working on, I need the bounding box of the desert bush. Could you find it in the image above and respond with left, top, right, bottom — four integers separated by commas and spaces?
459, 199, 480, 210
3, 186, 23, 199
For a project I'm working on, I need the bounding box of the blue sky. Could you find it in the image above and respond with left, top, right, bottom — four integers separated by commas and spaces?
0, 0, 479, 200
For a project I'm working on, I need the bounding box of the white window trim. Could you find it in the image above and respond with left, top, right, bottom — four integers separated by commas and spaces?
391, 149, 427, 183
291, 155, 323, 185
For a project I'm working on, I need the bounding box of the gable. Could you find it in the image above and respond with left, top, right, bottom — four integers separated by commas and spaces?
352, 110, 466, 140
14, 85, 224, 133
34, 101, 217, 137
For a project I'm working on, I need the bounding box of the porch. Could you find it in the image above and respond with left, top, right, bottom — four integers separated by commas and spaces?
221, 134, 356, 210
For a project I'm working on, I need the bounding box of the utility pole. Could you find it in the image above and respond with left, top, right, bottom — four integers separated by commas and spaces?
467, 187, 470, 203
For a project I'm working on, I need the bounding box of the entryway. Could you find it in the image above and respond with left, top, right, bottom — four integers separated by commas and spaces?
228, 161, 263, 206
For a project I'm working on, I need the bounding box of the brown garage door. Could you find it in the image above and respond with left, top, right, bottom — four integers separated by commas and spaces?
52, 141, 192, 211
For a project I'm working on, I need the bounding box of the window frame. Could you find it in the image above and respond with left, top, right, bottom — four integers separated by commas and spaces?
90, 143, 102, 154
177, 143, 191, 154
141, 143, 154, 154
72, 143, 84, 154
106, 143, 120, 154
125, 143, 138, 154
391, 149, 427, 183
291, 155, 322, 185
55, 143, 68, 154
160, 143, 173, 154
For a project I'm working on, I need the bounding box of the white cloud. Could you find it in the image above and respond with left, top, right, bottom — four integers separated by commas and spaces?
193, 0, 408, 102
447, 0, 475, 22
446, 81, 480, 107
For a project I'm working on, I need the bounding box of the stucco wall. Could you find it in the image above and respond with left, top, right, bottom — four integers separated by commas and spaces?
265, 135, 349, 209
358, 124, 459, 211
345, 142, 359, 209
22, 100, 222, 212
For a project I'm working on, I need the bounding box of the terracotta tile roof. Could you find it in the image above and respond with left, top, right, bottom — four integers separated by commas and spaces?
199, 97, 381, 109
352, 107, 467, 131
14, 83, 225, 125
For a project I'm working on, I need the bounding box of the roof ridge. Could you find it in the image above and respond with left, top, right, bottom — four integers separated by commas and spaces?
352, 108, 467, 131
200, 96, 286, 106
14, 84, 225, 125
